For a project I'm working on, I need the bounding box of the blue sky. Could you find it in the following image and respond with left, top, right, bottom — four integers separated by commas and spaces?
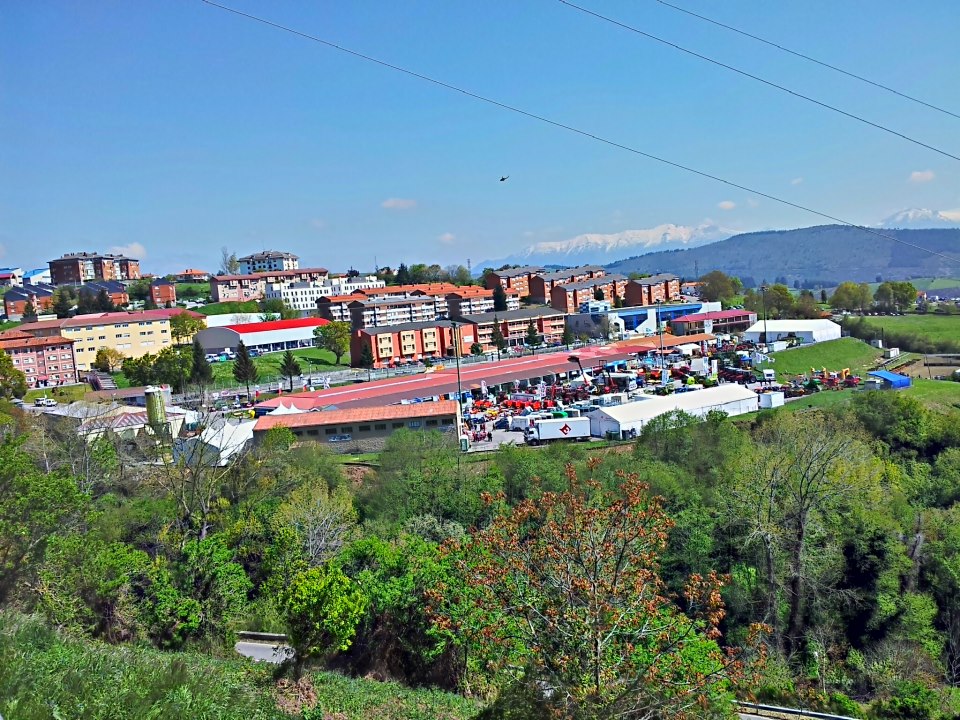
2, 1, 958, 274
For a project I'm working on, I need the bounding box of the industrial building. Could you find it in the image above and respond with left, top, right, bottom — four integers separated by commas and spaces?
586, 384, 758, 440
252, 400, 459, 453
742, 319, 842, 345
195, 317, 330, 355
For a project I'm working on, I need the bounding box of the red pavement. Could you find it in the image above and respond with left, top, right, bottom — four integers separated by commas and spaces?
258, 345, 643, 410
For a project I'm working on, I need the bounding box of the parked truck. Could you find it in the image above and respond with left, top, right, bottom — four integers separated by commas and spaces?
524, 417, 591, 446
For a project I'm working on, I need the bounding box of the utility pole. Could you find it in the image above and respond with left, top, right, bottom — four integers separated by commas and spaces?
760, 284, 769, 349
656, 299, 666, 387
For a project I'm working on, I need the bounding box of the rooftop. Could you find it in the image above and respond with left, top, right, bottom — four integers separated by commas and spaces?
590, 384, 757, 423
355, 320, 450, 336
51, 252, 138, 262
490, 266, 545, 278
629, 273, 679, 286
224, 317, 330, 334
238, 250, 300, 261
460, 306, 566, 324
360, 283, 459, 297
745, 319, 841, 332
0, 333, 73, 350
673, 309, 757, 322
557, 274, 628, 292
349, 296, 437, 307
537, 266, 604, 282
254, 400, 459, 432
214, 268, 329, 282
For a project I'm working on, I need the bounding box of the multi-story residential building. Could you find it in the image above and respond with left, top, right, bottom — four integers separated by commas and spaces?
264, 274, 386, 315
176, 269, 210, 283
0, 328, 78, 388
460, 307, 567, 351
350, 321, 472, 367
0, 267, 24, 287
48, 252, 141, 285
16, 309, 205, 371
326, 274, 385, 295
484, 266, 545, 299
237, 250, 299, 274
624, 273, 682, 307
528, 266, 605, 304
317, 294, 366, 323
211, 268, 329, 302
78, 280, 130, 308
3, 283, 57, 319
550, 274, 629, 314
348, 297, 438, 329
150, 278, 177, 306
446, 286, 520, 318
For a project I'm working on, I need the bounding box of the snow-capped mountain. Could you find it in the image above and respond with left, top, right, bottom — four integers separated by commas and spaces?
479, 222, 730, 269
881, 208, 960, 229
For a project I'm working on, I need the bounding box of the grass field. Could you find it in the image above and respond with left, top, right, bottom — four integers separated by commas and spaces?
858, 313, 960, 343
756, 338, 883, 381
175, 282, 210, 299
198, 301, 260, 316
24, 383, 90, 404
0, 320, 20, 332
209, 347, 349, 384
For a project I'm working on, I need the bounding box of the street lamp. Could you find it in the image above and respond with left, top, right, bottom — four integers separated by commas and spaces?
759, 284, 769, 349
450, 320, 464, 422
655, 299, 666, 387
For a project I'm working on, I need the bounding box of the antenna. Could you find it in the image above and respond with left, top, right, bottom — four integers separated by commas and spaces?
694, 260, 699, 280
467, 258, 472, 273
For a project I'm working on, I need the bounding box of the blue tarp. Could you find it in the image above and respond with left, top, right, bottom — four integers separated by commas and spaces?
867, 370, 912, 389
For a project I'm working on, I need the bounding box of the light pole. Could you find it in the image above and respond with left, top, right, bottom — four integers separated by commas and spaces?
656, 299, 666, 387
759, 284, 769, 349
450, 321, 464, 417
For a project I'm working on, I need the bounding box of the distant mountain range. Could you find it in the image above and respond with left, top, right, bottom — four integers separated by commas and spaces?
880, 208, 960, 229
606, 224, 960, 287
478, 222, 730, 269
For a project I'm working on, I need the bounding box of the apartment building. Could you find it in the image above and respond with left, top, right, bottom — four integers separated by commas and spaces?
150, 278, 177, 306
326, 274, 385, 295
484, 266, 546, 298
16, 309, 205, 371
348, 297, 438, 329
528, 266, 605, 304
265, 274, 386, 314
0, 329, 77, 387
237, 250, 299, 274
624, 273, 682, 307
460, 307, 567, 351
350, 321, 471, 367
550, 274, 629, 314
211, 268, 329, 302
0, 267, 23, 287
48, 252, 141, 285
446, 286, 520, 318
317, 294, 366, 323
3, 283, 56, 319
176, 269, 210, 282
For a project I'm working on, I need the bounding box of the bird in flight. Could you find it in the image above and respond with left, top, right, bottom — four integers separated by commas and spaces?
500, 176, 509, 182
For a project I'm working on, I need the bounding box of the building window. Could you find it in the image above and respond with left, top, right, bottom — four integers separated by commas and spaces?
426, 419, 439, 427
358, 424, 371, 432
441, 418, 454, 426
408, 420, 422, 429
392, 422, 404, 429
324, 428, 337, 435
374, 423, 386, 430
307, 429, 318, 436
340, 426, 352, 433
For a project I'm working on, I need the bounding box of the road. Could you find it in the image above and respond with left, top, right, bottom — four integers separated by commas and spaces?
234, 640, 293, 664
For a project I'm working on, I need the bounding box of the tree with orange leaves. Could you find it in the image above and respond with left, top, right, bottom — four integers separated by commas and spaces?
441, 460, 749, 719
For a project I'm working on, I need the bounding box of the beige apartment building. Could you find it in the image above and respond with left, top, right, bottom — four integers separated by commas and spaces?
17, 309, 205, 371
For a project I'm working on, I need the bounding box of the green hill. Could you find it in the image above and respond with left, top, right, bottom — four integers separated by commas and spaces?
756, 338, 883, 381
607, 225, 960, 286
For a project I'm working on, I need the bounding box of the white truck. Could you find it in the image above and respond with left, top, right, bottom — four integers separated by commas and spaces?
524, 417, 591, 446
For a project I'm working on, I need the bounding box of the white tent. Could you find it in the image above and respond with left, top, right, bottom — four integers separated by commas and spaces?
742, 319, 841, 345
174, 419, 256, 467
587, 384, 758, 439
268, 401, 305, 416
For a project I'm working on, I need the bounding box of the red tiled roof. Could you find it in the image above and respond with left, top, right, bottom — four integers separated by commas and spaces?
0, 334, 73, 350
320, 294, 367, 304
254, 400, 458, 432
612, 332, 716, 350
225, 317, 330, 333
213, 268, 329, 282
673, 309, 756, 322
361, 283, 458, 297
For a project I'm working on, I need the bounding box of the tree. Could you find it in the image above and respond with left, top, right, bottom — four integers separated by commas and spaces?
51, 288, 74, 319
829, 281, 864, 312
874, 281, 895, 309
357, 343, 375, 370
281, 565, 366, 679
699, 270, 742, 303
593, 286, 605, 301
276, 479, 357, 566
469, 342, 484, 357
395, 263, 411, 286
121, 354, 156, 387
125, 278, 151, 302
613, 293, 624, 308
93, 348, 125, 373
169, 312, 205, 345
22, 300, 38, 322
492, 283, 508, 312
892, 281, 918, 310
232, 341, 258, 397
525, 319, 541, 348
95, 288, 115, 312
189, 337, 212, 392
219, 246, 239, 275
259, 298, 297, 320
765, 283, 795, 318
280, 350, 302, 392
820, 288, 828, 304
446, 470, 739, 718
0, 350, 27, 399
491, 317, 507, 360
562, 323, 574, 349
153, 346, 193, 393
313, 321, 350, 366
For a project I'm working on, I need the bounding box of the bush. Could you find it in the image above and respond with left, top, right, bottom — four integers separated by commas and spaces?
869, 681, 939, 720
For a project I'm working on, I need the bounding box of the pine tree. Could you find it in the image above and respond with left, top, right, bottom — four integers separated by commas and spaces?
492, 283, 508, 312
395, 263, 411, 286
51, 289, 73, 319
562, 323, 574, 349
594, 287, 605, 301
613, 293, 624, 309
490, 316, 507, 360
189, 337, 213, 393
232, 340, 259, 399
358, 344, 375, 369
525, 319, 541, 348
96, 288, 115, 312
22, 300, 38, 322
280, 350, 302, 392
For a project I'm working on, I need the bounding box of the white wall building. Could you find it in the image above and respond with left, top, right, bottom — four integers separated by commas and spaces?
742, 319, 841, 345
587, 384, 758, 440
328, 275, 385, 295
238, 250, 299, 274
264, 275, 386, 314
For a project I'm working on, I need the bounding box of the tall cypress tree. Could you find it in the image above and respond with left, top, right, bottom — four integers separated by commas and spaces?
189, 337, 213, 394
490, 316, 506, 361
492, 283, 508, 312
280, 350, 302, 392
232, 340, 259, 399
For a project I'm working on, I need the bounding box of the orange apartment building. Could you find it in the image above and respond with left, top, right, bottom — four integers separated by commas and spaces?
550, 274, 629, 314
350, 321, 472, 368
528, 266, 605, 304
347, 296, 438, 329
623, 273, 682, 307
446, 286, 520, 318
211, 268, 329, 302
48, 252, 141, 285
150, 278, 177, 306
484, 266, 546, 298
460, 307, 568, 351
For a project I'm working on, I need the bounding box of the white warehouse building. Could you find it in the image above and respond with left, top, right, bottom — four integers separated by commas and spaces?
195, 318, 329, 355
742, 319, 841, 345
587, 384, 758, 440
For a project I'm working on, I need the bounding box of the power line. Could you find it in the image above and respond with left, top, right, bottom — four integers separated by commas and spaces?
555, 0, 960, 163
198, 0, 958, 266
653, 0, 960, 122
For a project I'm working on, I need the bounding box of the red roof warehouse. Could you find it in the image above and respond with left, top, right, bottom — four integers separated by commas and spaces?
194, 317, 330, 354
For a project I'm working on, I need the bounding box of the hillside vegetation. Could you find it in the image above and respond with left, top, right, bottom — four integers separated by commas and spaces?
757, 337, 883, 381
608, 225, 960, 285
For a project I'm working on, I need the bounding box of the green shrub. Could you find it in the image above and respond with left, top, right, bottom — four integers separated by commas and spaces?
869, 681, 939, 720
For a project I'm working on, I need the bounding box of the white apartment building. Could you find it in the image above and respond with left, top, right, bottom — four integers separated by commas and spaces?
265, 275, 386, 314
238, 250, 300, 274
327, 274, 385, 295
